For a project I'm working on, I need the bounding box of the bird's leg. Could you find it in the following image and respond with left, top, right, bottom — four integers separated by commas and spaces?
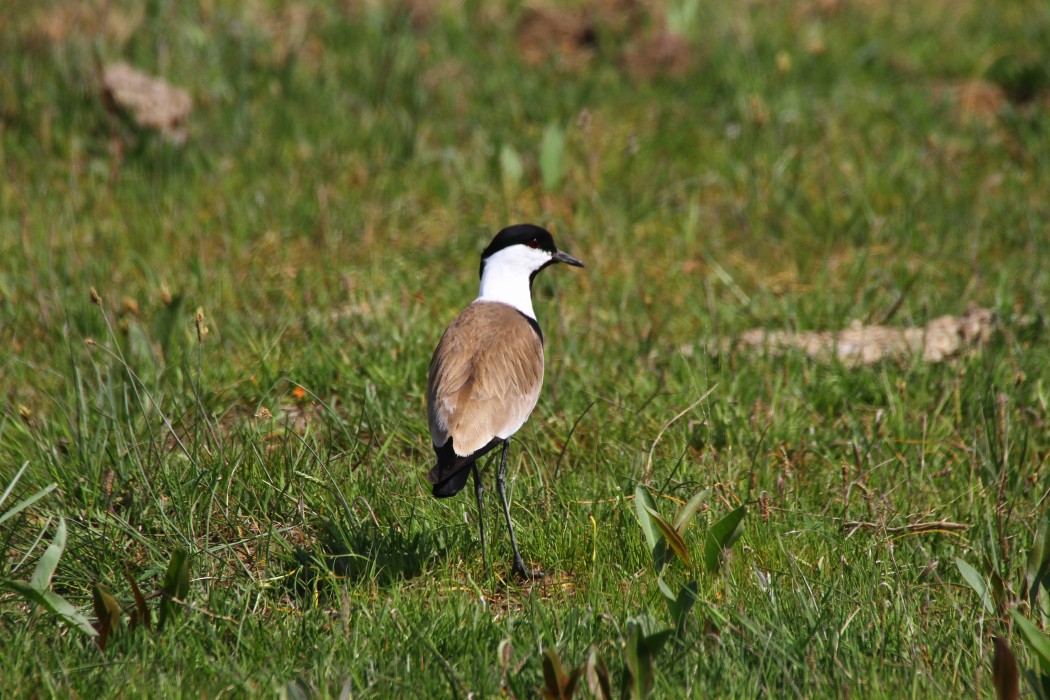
496, 438, 544, 579
472, 462, 488, 576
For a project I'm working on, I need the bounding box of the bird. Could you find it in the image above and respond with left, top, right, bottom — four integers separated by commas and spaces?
426, 223, 584, 579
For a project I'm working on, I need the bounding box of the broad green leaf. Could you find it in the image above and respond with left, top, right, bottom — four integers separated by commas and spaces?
657, 576, 676, 604
956, 558, 995, 615
1012, 612, 1050, 672
641, 629, 674, 656
673, 489, 710, 534
1031, 669, 1050, 700
499, 144, 524, 188
1030, 517, 1050, 577
281, 679, 313, 700
634, 486, 660, 555
670, 581, 698, 630
657, 576, 682, 628
166, 548, 191, 600
703, 505, 747, 574
622, 623, 649, 700
710, 505, 747, 548
657, 578, 699, 630
626, 613, 664, 639
644, 504, 691, 566
7, 580, 98, 638
42, 591, 99, 638
7, 579, 47, 606
622, 616, 672, 700
160, 548, 190, 628
540, 122, 566, 191
653, 540, 669, 570
1027, 517, 1050, 609
29, 517, 66, 592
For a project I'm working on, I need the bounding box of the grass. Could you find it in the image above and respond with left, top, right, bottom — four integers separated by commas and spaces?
2, 0, 1050, 696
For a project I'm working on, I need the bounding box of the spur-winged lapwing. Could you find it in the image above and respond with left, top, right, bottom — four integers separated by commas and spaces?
426, 223, 583, 578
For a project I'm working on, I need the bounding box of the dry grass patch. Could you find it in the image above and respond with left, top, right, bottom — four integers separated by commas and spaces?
722, 306, 995, 365
516, 0, 695, 78
932, 79, 1008, 125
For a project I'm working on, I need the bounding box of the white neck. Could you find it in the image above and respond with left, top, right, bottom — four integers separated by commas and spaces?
476, 246, 551, 319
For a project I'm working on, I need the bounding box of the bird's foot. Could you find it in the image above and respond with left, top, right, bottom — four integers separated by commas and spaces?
511, 560, 546, 580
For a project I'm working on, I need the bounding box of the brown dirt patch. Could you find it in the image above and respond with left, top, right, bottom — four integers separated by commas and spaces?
516, 0, 693, 78
933, 80, 1008, 124
21, 0, 143, 47
621, 29, 693, 79
516, 5, 600, 69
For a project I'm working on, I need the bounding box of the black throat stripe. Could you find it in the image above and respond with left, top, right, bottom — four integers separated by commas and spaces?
517, 310, 543, 343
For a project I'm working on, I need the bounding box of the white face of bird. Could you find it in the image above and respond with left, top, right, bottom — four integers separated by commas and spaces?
477, 242, 583, 318
477, 244, 551, 318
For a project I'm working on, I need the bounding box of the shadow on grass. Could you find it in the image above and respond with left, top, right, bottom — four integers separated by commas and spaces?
287, 518, 463, 591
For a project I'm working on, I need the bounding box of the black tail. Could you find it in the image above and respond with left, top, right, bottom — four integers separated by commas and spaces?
427, 437, 502, 498
431, 464, 473, 497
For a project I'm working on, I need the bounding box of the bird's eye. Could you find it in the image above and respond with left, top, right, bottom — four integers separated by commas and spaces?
526, 238, 541, 249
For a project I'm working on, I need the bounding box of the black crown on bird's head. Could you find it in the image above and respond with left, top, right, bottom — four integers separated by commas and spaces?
479, 224, 560, 277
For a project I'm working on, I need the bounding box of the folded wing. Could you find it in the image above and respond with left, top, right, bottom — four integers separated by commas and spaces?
427, 301, 545, 470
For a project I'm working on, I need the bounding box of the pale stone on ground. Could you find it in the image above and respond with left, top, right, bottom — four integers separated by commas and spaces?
721, 307, 995, 365
102, 63, 192, 143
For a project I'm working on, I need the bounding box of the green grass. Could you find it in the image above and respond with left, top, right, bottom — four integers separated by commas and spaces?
2, 0, 1050, 696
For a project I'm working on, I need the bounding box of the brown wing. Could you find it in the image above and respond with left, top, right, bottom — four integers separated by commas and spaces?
428, 301, 544, 457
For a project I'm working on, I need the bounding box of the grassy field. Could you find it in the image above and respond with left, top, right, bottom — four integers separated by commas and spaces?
3, 0, 1050, 697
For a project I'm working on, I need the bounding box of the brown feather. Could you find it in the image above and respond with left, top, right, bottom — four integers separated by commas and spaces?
427, 301, 544, 462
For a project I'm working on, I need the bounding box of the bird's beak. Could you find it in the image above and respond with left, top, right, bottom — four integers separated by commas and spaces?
553, 250, 584, 268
